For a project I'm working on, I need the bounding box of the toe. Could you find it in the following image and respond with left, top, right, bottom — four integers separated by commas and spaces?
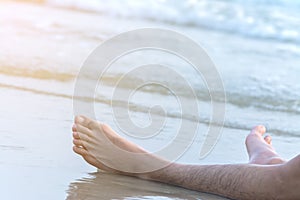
264, 135, 272, 145
73, 146, 105, 169
77, 131, 92, 143
73, 146, 89, 157
74, 124, 93, 138
252, 125, 266, 136
75, 115, 99, 130
73, 131, 80, 139
73, 139, 84, 147
72, 124, 77, 132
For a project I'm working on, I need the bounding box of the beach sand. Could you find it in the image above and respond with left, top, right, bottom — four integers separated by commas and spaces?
1, 1, 299, 200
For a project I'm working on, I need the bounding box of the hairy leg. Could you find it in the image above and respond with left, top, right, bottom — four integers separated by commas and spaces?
146, 127, 300, 200
72, 116, 300, 200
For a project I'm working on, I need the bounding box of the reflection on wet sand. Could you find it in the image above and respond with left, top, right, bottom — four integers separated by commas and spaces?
66, 172, 227, 200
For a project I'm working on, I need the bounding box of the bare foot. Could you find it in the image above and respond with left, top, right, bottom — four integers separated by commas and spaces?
72, 115, 168, 175
245, 125, 285, 165
72, 119, 117, 173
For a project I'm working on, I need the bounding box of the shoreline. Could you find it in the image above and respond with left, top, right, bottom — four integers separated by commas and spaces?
1, 1, 299, 200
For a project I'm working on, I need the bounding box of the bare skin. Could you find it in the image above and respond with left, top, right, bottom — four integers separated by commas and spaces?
72, 115, 300, 200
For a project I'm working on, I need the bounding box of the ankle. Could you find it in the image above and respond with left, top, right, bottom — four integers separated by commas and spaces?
139, 162, 179, 182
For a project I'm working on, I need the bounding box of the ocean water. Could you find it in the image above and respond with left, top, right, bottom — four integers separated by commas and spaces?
47, 0, 300, 43
14, 0, 300, 136
1, 1, 300, 200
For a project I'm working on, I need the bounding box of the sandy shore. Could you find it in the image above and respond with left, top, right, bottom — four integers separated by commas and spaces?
1, 1, 299, 200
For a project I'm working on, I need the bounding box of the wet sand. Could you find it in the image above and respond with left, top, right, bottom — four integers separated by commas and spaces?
67, 172, 226, 200
1, 1, 299, 200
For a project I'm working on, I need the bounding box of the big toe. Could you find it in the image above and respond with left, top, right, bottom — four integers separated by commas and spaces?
251, 125, 266, 136
246, 125, 267, 148
74, 115, 99, 130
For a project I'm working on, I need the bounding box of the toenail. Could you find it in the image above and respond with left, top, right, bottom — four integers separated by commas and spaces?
265, 135, 272, 140
77, 116, 84, 123
256, 125, 266, 133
